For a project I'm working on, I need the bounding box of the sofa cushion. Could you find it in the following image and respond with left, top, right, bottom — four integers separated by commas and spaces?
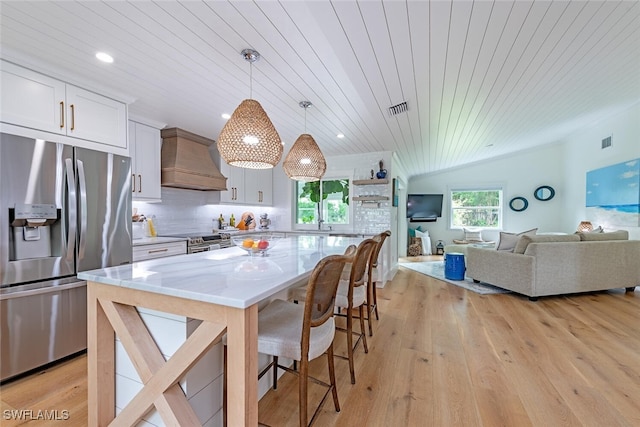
578, 230, 628, 241
497, 228, 538, 252
463, 227, 483, 243
513, 234, 580, 254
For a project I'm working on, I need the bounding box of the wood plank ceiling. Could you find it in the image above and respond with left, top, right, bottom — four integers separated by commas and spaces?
1, 1, 638, 178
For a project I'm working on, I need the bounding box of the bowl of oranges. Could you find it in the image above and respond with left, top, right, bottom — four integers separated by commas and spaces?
232, 233, 281, 257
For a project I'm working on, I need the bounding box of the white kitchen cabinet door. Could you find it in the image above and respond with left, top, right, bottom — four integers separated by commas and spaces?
0, 61, 66, 135
0, 60, 127, 153
130, 121, 162, 201
219, 162, 245, 203
244, 168, 272, 205
132, 241, 186, 261
66, 85, 127, 150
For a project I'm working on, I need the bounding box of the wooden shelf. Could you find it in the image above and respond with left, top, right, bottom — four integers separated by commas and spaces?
353, 178, 389, 186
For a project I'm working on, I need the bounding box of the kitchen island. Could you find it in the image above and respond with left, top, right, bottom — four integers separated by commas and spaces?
78, 235, 361, 427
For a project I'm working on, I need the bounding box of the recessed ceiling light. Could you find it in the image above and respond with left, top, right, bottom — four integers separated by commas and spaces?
221, 113, 231, 120
95, 52, 114, 63
337, 133, 345, 139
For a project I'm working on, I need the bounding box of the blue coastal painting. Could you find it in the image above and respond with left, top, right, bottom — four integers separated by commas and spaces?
586, 158, 640, 227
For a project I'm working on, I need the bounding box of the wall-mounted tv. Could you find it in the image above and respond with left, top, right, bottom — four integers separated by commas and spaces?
406, 194, 444, 222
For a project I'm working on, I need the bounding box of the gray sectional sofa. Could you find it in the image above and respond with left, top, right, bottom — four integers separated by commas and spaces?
466, 230, 640, 299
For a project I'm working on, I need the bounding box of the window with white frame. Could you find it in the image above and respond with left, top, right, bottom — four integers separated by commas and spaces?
450, 188, 502, 229
295, 179, 350, 227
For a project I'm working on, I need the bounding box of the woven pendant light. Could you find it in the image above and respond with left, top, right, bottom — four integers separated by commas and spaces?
283, 101, 326, 181
217, 49, 282, 169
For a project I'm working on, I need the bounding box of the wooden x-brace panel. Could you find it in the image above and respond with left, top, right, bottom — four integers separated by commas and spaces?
87, 282, 258, 427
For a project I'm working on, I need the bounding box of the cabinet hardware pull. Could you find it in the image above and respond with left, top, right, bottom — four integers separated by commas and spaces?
148, 248, 169, 254
138, 174, 142, 193
70, 104, 75, 130
60, 101, 64, 128
132, 174, 136, 192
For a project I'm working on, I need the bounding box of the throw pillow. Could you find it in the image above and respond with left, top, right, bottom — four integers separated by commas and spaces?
415, 229, 432, 255
579, 230, 628, 241
496, 228, 538, 252
513, 234, 581, 254
463, 227, 483, 243
408, 225, 424, 238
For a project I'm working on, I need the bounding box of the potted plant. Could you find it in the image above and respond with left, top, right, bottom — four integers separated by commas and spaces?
299, 180, 349, 224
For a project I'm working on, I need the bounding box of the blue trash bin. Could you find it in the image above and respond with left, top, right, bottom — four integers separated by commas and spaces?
444, 253, 465, 280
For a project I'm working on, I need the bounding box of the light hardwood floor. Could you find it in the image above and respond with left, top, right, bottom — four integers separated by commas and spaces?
2, 255, 639, 426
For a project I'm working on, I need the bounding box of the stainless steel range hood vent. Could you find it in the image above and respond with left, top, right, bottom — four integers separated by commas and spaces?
160, 127, 228, 191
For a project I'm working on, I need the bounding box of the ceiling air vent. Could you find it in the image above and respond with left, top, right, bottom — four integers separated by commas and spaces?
388, 101, 408, 116
601, 136, 612, 149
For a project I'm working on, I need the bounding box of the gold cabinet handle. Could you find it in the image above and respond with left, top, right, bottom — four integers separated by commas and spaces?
148, 248, 169, 254
138, 174, 142, 193
70, 104, 75, 130
132, 174, 136, 193
60, 101, 65, 128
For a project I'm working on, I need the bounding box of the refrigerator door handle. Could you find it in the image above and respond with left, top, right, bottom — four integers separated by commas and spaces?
65, 158, 77, 261
77, 159, 88, 260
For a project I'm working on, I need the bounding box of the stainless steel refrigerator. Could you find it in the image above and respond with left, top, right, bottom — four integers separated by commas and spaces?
0, 133, 132, 381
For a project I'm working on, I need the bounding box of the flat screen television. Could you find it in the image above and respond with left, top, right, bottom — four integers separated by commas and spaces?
406, 194, 443, 222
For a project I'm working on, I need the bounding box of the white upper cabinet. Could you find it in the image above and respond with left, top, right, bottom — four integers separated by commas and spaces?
65, 85, 127, 149
244, 168, 272, 205
218, 162, 245, 204
218, 162, 272, 206
129, 121, 162, 202
0, 60, 127, 153
1, 61, 66, 134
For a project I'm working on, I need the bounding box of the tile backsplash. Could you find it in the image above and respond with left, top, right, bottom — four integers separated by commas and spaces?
133, 188, 280, 235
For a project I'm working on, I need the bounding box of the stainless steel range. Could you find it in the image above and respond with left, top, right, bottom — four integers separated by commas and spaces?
160, 232, 233, 254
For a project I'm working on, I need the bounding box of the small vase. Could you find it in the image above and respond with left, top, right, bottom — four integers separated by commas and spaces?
376, 169, 387, 179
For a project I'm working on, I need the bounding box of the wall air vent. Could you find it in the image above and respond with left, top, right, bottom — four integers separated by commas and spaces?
388, 101, 408, 116
601, 136, 612, 149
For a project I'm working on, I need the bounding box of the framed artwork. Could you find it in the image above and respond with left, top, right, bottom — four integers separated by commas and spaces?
586, 158, 639, 227
392, 178, 399, 207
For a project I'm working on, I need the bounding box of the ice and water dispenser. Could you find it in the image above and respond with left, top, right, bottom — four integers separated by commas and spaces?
8, 204, 61, 261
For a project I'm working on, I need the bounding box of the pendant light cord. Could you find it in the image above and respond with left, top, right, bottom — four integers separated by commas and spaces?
249, 61, 253, 99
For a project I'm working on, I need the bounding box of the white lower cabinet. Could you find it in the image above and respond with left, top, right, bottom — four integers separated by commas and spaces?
0, 60, 127, 153
132, 241, 186, 262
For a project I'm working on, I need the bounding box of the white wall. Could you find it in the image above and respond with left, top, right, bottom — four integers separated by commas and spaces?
132, 188, 281, 235
408, 143, 566, 250
561, 102, 640, 239
407, 102, 640, 250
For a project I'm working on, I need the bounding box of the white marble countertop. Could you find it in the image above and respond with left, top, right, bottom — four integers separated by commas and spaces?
132, 236, 188, 246
80, 235, 361, 309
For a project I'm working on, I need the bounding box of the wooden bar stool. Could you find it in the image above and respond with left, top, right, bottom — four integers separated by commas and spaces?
224, 249, 352, 427
334, 238, 377, 384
